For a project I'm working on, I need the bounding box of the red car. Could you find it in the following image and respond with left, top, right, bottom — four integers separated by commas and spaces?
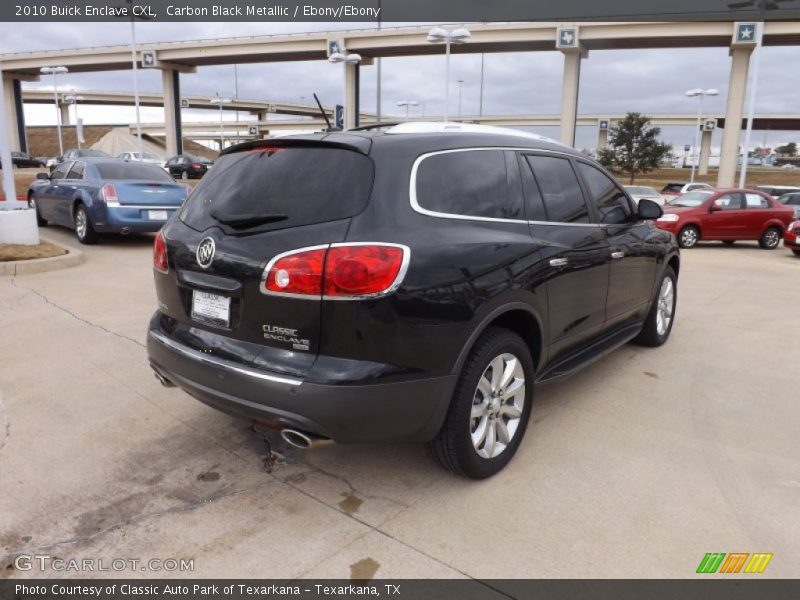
785, 220, 800, 256
655, 188, 795, 249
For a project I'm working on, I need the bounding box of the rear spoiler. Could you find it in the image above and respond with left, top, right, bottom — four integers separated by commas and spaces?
221, 134, 372, 157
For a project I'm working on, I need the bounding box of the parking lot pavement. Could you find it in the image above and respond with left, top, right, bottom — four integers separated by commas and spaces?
1, 228, 798, 580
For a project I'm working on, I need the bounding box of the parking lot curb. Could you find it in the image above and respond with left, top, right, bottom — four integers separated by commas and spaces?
0, 236, 84, 276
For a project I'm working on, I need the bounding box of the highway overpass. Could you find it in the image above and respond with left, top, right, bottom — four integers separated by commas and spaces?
4, 21, 800, 186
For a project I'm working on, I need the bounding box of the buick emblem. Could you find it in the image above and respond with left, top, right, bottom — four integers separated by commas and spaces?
196, 237, 215, 268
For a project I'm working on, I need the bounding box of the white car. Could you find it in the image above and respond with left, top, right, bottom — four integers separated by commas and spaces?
624, 185, 664, 205
118, 151, 165, 167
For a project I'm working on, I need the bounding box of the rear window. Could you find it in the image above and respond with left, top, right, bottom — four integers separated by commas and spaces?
180, 146, 374, 232
96, 163, 174, 182
662, 183, 684, 193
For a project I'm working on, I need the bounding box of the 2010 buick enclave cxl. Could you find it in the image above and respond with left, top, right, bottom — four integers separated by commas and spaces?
147, 123, 679, 478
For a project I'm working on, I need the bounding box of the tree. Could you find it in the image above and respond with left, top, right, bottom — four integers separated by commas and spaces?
775, 142, 797, 157
597, 112, 672, 184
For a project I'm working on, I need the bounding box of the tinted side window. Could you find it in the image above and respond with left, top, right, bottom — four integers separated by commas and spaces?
517, 155, 547, 222
67, 162, 84, 180
745, 193, 769, 208
416, 150, 521, 220
576, 162, 631, 224
52, 163, 71, 180
525, 155, 589, 223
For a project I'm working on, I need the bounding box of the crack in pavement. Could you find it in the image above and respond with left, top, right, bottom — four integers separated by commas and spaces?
10, 277, 145, 348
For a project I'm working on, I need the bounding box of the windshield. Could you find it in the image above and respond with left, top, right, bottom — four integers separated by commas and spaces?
668, 191, 713, 207
661, 183, 684, 193
82, 149, 109, 157
180, 146, 374, 233
626, 186, 657, 196
95, 163, 175, 182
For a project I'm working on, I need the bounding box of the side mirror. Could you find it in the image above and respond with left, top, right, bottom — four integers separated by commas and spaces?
637, 199, 663, 220
36, 172, 50, 180
708, 203, 720, 212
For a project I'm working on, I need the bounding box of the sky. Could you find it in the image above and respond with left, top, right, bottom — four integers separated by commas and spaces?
1, 21, 799, 152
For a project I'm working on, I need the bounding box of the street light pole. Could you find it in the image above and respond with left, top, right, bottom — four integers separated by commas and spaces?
479, 53, 485, 116
40, 67, 68, 157
129, 17, 143, 157
396, 100, 419, 119
691, 94, 704, 184
427, 27, 471, 123
65, 93, 85, 149
457, 80, 464, 117
685, 88, 718, 183
210, 94, 232, 151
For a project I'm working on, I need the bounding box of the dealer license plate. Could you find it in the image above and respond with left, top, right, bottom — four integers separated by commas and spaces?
191, 290, 230, 327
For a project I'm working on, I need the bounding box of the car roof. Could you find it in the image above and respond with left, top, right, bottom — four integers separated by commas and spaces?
226, 122, 582, 159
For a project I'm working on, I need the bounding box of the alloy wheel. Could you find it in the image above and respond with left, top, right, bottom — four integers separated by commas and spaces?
656, 277, 675, 336
680, 228, 698, 248
763, 229, 780, 248
75, 209, 87, 239
470, 353, 525, 459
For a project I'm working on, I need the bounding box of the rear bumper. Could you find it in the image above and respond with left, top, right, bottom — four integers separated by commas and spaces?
784, 230, 800, 247
95, 206, 178, 233
146, 315, 456, 443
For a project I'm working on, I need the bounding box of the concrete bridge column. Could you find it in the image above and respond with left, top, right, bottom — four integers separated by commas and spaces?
344, 61, 359, 129
59, 102, 70, 126
2, 75, 27, 153
717, 46, 753, 188
699, 127, 713, 176
162, 69, 182, 156
559, 49, 585, 147
597, 128, 608, 151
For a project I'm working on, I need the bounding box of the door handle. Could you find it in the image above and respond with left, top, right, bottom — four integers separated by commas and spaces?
549, 257, 568, 267
611, 251, 625, 259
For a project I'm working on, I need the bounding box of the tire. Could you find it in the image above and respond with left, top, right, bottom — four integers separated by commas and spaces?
426, 327, 534, 479
722, 240, 735, 246
793, 249, 800, 257
633, 266, 677, 347
759, 226, 782, 250
74, 204, 98, 245
28, 194, 47, 226
677, 226, 700, 249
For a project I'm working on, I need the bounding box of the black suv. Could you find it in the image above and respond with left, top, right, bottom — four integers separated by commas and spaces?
147, 124, 679, 478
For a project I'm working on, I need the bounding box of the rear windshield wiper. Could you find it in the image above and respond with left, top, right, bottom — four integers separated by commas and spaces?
210, 209, 288, 229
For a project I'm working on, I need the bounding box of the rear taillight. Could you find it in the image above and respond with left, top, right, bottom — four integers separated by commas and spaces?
153, 231, 168, 273
261, 243, 408, 299
102, 183, 120, 207
263, 246, 326, 297
191, 163, 202, 169
324, 244, 406, 298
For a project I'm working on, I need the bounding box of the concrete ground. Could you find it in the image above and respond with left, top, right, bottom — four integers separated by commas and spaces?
1, 226, 798, 580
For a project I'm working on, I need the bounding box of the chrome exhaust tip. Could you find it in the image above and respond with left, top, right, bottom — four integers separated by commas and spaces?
280, 428, 333, 450
153, 370, 174, 387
